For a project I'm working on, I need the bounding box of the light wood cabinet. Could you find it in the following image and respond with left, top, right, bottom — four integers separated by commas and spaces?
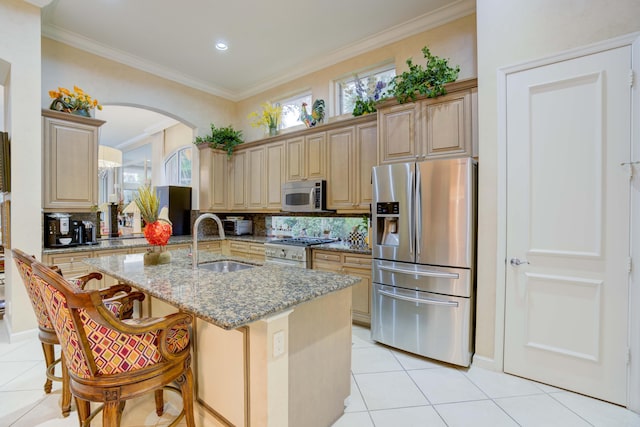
266, 141, 286, 209
286, 132, 326, 181
42, 109, 105, 211
243, 142, 285, 211
378, 79, 477, 164
312, 250, 372, 326
229, 150, 247, 209
225, 240, 265, 262
326, 122, 377, 212
197, 147, 229, 211
247, 146, 267, 210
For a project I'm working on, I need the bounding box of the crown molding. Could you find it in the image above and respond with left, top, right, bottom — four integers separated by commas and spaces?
41, 0, 475, 102
24, 0, 54, 8
236, 0, 476, 100
41, 24, 237, 100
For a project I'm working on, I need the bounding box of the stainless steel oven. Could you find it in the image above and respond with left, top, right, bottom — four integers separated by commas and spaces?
281, 180, 328, 213
264, 237, 335, 268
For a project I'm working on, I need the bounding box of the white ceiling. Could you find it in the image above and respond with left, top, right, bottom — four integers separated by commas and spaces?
41, 0, 474, 149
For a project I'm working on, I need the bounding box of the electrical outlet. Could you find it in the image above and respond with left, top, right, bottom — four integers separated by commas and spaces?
273, 330, 285, 357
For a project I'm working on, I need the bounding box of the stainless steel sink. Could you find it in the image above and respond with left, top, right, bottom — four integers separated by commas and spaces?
198, 260, 254, 273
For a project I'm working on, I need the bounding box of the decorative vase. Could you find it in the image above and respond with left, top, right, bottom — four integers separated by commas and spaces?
71, 109, 91, 118
144, 246, 171, 265
268, 126, 279, 137
143, 220, 172, 246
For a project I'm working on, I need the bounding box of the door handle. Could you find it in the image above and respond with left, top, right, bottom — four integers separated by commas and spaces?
510, 258, 530, 266
378, 289, 458, 307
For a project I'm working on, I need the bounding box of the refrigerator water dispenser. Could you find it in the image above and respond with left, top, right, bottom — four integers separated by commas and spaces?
376, 202, 400, 246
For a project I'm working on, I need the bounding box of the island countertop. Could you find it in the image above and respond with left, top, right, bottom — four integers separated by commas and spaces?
84, 249, 361, 330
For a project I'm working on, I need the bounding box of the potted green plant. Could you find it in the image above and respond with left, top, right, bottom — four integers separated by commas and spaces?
389, 46, 460, 104
193, 123, 244, 157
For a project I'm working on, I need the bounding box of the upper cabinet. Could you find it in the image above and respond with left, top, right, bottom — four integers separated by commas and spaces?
326, 121, 377, 212
377, 79, 477, 164
198, 147, 229, 211
286, 132, 326, 181
42, 109, 105, 211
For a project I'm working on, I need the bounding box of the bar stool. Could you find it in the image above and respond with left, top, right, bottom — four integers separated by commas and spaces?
31, 259, 195, 427
11, 249, 145, 417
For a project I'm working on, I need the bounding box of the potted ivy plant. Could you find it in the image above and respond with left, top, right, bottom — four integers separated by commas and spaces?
389, 46, 460, 104
193, 123, 244, 157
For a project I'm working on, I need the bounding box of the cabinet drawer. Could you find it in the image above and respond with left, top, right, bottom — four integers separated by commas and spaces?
48, 252, 91, 265
229, 241, 250, 252
343, 255, 372, 268
313, 251, 341, 263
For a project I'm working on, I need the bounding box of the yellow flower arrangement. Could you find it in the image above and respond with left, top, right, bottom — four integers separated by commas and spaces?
48, 85, 103, 115
248, 102, 282, 135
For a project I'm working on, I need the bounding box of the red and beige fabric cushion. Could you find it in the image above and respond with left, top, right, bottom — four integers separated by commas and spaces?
79, 314, 190, 375
15, 259, 54, 329
36, 275, 93, 379
66, 278, 127, 317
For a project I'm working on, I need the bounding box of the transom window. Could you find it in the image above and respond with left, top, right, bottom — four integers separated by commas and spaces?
277, 92, 312, 129
336, 65, 395, 115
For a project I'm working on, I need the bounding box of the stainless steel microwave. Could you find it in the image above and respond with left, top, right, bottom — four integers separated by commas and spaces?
282, 180, 328, 212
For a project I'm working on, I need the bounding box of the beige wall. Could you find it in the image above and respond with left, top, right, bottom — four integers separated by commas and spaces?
238, 14, 477, 142
475, 0, 640, 362
41, 39, 237, 140
0, 0, 43, 335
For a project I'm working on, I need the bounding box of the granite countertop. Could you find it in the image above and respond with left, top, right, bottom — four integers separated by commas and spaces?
42, 234, 273, 255
84, 249, 361, 330
313, 241, 372, 255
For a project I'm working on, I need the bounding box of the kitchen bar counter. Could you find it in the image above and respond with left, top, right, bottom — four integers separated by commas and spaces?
84, 249, 360, 329
42, 234, 274, 255
84, 248, 357, 427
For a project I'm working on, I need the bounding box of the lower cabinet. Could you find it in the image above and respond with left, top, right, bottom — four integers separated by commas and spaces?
223, 240, 265, 262
312, 250, 372, 326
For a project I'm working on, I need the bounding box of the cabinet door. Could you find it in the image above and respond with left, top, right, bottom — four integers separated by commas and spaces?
286, 136, 305, 181
247, 147, 266, 210
266, 142, 285, 209
229, 151, 247, 209
344, 254, 372, 325
43, 115, 100, 210
326, 128, 355, 210
305, 132, 326, 180
422, 90, 472, 159
356, 122, 377, 209
311, 250, 342, 272
210, 150, 229, 211
377, 102, 420, 164
200, 148, 229, 211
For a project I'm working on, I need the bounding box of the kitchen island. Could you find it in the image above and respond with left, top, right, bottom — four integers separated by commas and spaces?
85, 249, 360, 427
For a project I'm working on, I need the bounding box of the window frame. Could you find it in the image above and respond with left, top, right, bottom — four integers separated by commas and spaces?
276, 91, 313, 130
334, 62, 396, 116
164, 146, 192, 187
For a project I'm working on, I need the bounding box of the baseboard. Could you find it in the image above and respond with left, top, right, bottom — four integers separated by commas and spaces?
5, 323, 38, 343
471, 354, 499, 371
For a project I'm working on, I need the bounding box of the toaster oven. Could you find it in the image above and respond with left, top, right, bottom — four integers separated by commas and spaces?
222, 219, 253, 236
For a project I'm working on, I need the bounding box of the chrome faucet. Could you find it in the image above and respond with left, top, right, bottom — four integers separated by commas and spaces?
192, 213, 225, 269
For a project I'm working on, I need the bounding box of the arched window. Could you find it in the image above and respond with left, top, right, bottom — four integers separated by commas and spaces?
164, 147, 192, 186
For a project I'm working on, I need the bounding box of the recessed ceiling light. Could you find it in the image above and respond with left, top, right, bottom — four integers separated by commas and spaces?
215, 42, 228, 51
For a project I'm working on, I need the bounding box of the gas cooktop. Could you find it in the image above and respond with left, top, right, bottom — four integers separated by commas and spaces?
268, 237, 336, 247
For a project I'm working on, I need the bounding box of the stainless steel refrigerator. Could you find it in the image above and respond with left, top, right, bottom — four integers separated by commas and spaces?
371, 157, 477, 366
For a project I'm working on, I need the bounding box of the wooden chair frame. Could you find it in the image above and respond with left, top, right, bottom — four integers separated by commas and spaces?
11, 248, 145, 417
31, 260, 195, 427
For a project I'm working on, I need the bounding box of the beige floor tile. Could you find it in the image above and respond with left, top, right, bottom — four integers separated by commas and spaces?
495, 394, 592, 426
551, 392, 640, 427
354, 371, 428, 411
351, 346, 403, 374
435, 400, 519, 427
409, 367, 487, 404
370, 405, 447, 427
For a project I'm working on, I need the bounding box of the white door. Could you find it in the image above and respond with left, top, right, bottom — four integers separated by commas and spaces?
504, 46, 631, 405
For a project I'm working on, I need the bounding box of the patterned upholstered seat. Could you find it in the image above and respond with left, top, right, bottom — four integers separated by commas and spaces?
31, 259, 195, 427
11, 249, 145, 417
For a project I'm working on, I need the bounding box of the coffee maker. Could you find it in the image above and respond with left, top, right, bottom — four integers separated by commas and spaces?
44, 213, 73, 247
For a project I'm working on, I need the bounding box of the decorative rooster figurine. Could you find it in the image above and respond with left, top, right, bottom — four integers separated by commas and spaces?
300, 99, 325, 128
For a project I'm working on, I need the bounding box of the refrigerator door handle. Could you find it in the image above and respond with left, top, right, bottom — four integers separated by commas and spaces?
378, 289, 459, 307
415, 166, 422, 256
378, 265, 460, 279
408, 170, 414, 255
